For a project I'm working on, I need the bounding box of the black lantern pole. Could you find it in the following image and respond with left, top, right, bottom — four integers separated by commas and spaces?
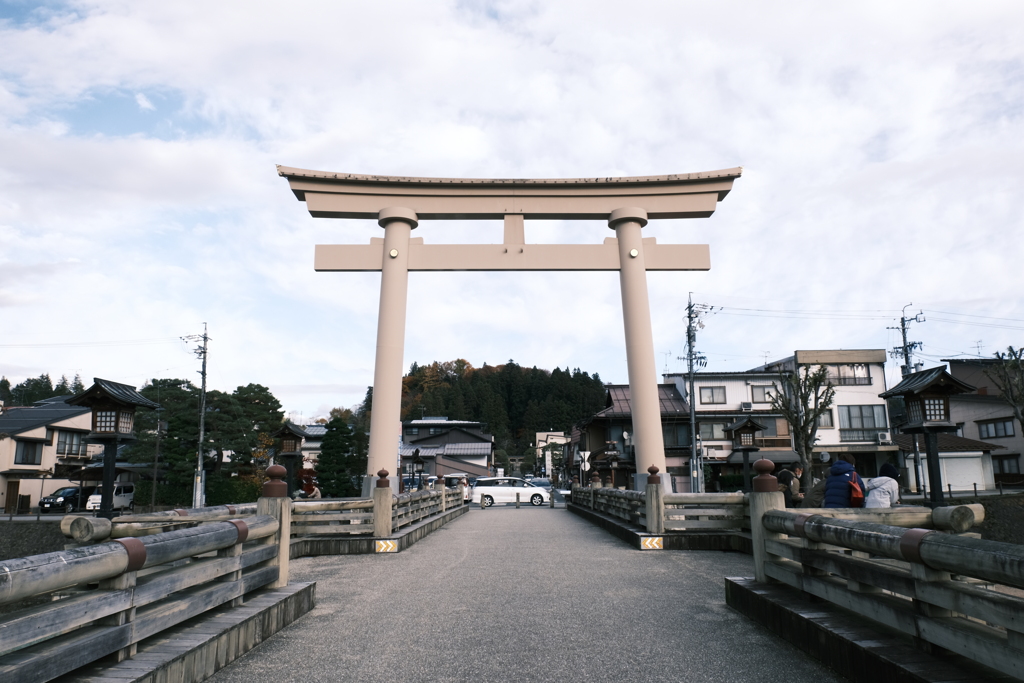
68, 379, 161, 519
725, 417, 767, 494
880, 367, 974, 508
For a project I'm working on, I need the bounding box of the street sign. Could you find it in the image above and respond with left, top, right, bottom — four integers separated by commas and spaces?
375, 540, 397, 553
640, 537, 663, 550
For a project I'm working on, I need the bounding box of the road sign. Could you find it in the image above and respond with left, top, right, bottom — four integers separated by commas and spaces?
375, 540, 397, 553
640, 537, 663, 550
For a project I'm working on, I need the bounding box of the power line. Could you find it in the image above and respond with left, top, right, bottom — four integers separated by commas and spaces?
0, 337, 182, 349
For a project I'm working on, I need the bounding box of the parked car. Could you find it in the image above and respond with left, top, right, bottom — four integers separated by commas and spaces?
39, 486, 97, 514
530, 478, 553, 491
85, 483, 135, 512
471, 477, 550, 507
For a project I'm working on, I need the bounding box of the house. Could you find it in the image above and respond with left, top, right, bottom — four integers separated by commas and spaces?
0, 396, 103, 513
893, 433, 1000, 492
758, 350, 899, 480
663, 370, 796, 489
571, 384, 690, 490
400, 417, 492, 479
534, 431, 569, 479
941, 358, 1024, 482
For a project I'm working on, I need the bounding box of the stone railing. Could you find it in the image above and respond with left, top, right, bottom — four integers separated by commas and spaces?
0, 468, 293, 683
746, 459, 1024, 680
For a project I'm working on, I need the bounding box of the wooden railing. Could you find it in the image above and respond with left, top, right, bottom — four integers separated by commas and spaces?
0, 512, 284, 682
292, 498, 374, 536
747, 473, 1024, 679
570, 473, 748, 534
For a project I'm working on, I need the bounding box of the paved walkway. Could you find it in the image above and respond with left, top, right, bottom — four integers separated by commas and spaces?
210, 506, 843, 683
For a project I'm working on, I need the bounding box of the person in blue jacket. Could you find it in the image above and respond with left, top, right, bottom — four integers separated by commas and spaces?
823, 453, 863, 508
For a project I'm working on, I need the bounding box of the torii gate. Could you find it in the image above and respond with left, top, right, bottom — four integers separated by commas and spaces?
278, 166, 742, 490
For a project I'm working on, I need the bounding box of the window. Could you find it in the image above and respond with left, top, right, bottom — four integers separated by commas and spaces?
405, 427, 419, 436
56, 431, 86, 456
818, 410, 834, 429
118, 411, 134, 433
700, 387, 726, 404
994, 455, 1020, 474
776, 419, 791, 436
95, 410, 117, 432
828, 364, 871, 385
662, 424, 690, 447
838, 405, 888, 430
923, 398, 946, 422
699, 423, 727, 440
429, 427, 443, 435
751, 386, 773, 403
979, 419, 1015, 439
15, 441, 43, 465
282, 439, 298, 453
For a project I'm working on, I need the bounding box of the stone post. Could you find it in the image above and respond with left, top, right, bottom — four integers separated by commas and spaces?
373, 469, 393, 538
516, 492, 521, 509
645, 466, 664, 534
365, 207, 418, 493
439, 483, 447, 513
749, 458, 783, 583
256, 464, 291, 588
609, 207, 667, 481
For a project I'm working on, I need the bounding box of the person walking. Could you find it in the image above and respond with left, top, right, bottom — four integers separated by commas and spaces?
865, 463, 900, 508
823, 453, 864, 508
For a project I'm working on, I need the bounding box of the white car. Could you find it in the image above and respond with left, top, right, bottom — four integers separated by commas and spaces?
472, 477, 550, 507
85, 483, 135, 512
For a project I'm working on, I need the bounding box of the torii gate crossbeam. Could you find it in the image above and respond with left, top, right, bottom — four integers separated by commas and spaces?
278, 166, 742, 491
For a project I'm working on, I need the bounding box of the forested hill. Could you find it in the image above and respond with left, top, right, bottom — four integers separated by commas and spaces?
400, 360, 607, 453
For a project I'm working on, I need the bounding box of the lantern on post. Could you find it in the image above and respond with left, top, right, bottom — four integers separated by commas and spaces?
68, 379, 161, 519
725, 416, 767, 493
880, 366, 974, 507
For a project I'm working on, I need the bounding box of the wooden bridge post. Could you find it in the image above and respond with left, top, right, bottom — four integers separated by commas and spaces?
373, 470, 393, 537
749, 458, 783, 583
645, 466, 664, 534
99, 537, 145, 662
257, 464, 291, 588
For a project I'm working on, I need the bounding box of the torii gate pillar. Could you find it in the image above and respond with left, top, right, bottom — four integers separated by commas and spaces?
278, 165, 742, 491
609, 207, 665, 484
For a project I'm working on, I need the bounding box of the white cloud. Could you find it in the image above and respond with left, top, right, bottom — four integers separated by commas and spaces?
0, 1, 1023, 416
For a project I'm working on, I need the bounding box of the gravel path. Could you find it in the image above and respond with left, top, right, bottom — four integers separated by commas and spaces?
209, 506, 843, 683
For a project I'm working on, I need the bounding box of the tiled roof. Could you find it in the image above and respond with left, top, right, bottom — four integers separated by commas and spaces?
0, 397, 90, 436
893, 434, 1006, 452
67, 378, 161, 410
880, 367, 975, 398
399, 442, 491, 457
303, 425, 327, 437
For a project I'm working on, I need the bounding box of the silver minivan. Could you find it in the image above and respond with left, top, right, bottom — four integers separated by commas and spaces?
85, 483, 135, 512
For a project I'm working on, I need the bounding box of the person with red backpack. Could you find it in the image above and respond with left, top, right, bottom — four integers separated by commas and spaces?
823, 453, 865, 508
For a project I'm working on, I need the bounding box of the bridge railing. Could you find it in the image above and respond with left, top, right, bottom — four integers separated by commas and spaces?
570, 469, 748, 534
0, 509, 287, 683
292, 498, 375, 536
748, 466, 1022, 679
391, 486, 466, 533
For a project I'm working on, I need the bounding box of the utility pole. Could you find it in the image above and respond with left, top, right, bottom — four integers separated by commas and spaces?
684, 294, 709, 493
888, 304, 926, 495
888, 304, 925, 377
183, 324, 210, 508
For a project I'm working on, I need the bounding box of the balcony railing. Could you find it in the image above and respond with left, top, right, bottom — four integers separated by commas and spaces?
828, 377, 872, 386
753, 437, 793, 448
839, 428, 887, 442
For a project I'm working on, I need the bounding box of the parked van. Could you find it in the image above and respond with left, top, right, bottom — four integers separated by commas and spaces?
85, 483, 135, 512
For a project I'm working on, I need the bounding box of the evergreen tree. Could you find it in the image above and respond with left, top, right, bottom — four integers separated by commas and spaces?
316, 417, 364, 496
0, 377, 11, 405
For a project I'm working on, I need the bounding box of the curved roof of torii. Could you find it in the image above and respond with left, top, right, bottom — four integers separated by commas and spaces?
277, 165, 742, 221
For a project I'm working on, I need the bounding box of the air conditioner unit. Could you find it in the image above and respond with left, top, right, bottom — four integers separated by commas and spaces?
740, 402, 753, 412
876, 432, 893, 445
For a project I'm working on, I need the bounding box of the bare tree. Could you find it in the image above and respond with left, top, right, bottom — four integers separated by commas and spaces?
770, 365, 836, 491
985, 346, 1024, 430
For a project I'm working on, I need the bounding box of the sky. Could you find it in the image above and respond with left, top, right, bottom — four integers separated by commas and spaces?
2, 1, 1024, 423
